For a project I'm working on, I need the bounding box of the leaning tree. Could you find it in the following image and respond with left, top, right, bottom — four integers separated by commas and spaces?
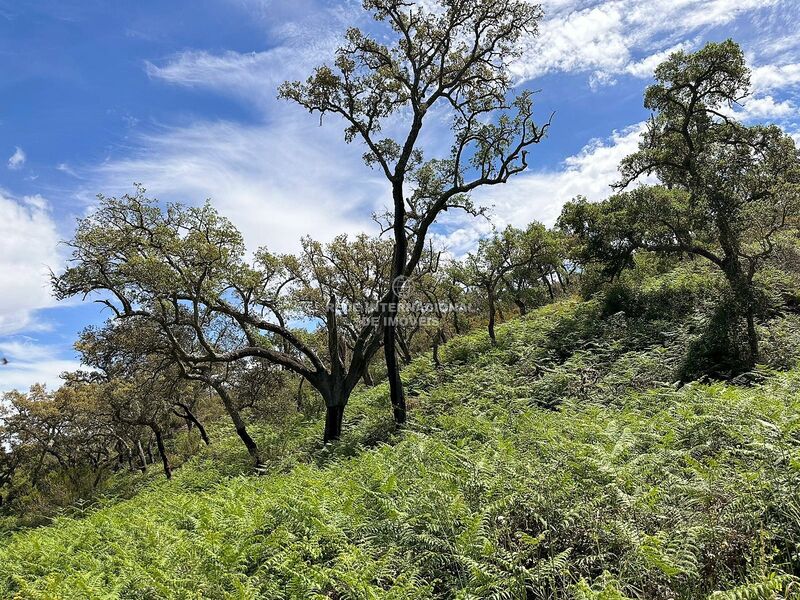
280, 0, 551, 424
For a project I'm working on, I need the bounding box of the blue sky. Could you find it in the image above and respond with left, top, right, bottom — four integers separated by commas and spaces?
1, 0, 799, 391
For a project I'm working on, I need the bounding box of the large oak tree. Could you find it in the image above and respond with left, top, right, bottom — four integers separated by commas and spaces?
280, 0, 551, 424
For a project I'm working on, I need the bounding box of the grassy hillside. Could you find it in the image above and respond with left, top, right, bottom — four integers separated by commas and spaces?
2, 299, 800, 599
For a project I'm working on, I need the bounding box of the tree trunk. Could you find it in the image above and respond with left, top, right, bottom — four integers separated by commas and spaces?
212, 382, 260, 465
745, 305, 758, 361
296, 377, 305, 411
514, 298, 527, 316
323, 404, 345, 443
362, 367, 374, 387
192, 417, 210, 446
722, 257, 759, 369
151, 425, 172, 480
488, 289, 497, 346
136, 440, 147, 472
386, 180, 408, 425
396, 334, 413, 366
555, 268, 566, 292
384, 323, 407, 424
175, 404, 210, 445
542, 274, 554, 300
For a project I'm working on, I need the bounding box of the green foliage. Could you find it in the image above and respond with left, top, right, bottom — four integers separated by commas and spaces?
559, 40, 800, 375
3, 296, 800, 598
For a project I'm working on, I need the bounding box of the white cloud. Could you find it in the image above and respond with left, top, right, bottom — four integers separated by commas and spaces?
7, 147, 26, 170
0, 339, 78, 393
91, 117, 387, 253
93, 0, 800, 258
146, 49, 294, 109
734, 95, 797, 120
56, 162, 80, 178
0, 192, 61, 335
750, 62, 800, 93
144, 0, 356, 110
512, 0, 785, 84
436, 122, 652, 254
624, 41, 697, 78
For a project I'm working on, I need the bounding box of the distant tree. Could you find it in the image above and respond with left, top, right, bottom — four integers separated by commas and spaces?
499, 223, 567, 314
280, 0, 551, 425
456, 223, 556, 345
560, 40, 800, 370
1, 383, 115, 497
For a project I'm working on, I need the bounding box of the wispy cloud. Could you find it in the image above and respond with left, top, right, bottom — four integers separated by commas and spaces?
56, 162, 80, 178
90, 117, 387, 253
0, 191, 61, 335
88, 0, 800, 258
7, 146, 26, 170
95, 5, 395, 253
0, 339, 79, 393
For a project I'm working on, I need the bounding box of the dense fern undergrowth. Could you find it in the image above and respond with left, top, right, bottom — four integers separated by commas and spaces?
3, 296, 800, 599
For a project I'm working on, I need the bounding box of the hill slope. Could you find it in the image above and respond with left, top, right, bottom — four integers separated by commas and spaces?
2, 300, 800, 599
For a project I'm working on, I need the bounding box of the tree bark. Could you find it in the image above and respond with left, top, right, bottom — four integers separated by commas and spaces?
296, 377, 305, 411
136, 440, 147, 472
212, 382, 261, 465
397, 334, 413, 366
362, 367, 374, 387
542, 274, 554, 300
192, 417, 210, 446
146, 438, 154, 465
174, 403, 210, 445
150, 424, 172, 480
385, 181, 408, 425
721, 256, 759, 369
384, 323, 407, 424
323, 404, 345, 443
488, 289, 497, 346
